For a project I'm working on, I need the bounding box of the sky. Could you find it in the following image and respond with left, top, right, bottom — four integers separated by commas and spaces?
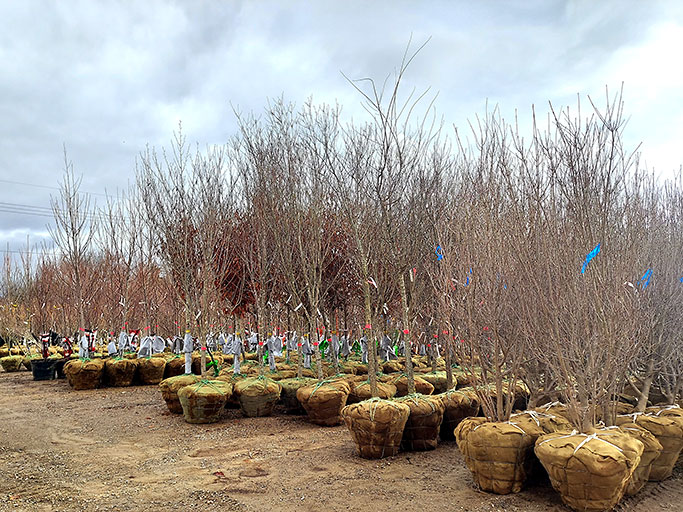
1, 0, 682, 257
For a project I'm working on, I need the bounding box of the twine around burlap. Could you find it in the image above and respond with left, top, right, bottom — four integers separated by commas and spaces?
178, 379, 232, 424
159, 374, 202, 414
342, 398, 411, 459
297, 379, 351, 426
234, 376, 282, 417
615, 412, 683, 481
438, 389, 480, 440
534, 429, 644, 512
394, 394, 444, 451
64, 358, 105, 390
617, 423, 663, 496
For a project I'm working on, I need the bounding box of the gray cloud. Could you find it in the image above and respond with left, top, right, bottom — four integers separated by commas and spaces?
0, 0, 681, 255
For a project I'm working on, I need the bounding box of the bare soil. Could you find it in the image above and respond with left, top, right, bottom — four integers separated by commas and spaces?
0, 371, 681, 512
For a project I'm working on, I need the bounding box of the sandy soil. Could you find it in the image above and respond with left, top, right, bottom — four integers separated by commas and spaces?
0, 371, 681, 512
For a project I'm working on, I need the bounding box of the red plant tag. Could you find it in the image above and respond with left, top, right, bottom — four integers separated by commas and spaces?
402, 329, 409, 334
200, 347, 207, 351
364, 324, 372, 330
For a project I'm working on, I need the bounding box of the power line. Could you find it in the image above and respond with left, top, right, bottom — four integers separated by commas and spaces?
0, 178, 110, 197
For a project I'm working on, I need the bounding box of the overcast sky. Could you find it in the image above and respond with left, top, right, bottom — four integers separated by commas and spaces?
1, 0, 682, 256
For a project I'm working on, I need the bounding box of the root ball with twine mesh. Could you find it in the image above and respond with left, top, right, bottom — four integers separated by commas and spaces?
178, 379, 232, 424
342, 397, 411, 459
159, 374, 202, 414
297, 379, 351, 426
394, 394, 445, 451
534, 429, 644, 512
233, 376, 281, 417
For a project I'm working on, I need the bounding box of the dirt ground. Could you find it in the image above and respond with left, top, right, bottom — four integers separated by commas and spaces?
0, 372, 681, 512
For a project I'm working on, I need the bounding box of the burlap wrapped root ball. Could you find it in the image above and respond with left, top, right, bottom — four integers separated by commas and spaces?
534, 429, 644, 512
391, 374, 434, 397
297, 380, 351, 426
460, 421, 539, 494
0, 355, 24, 372
137, 357, 167, 385
618, 423, 663, 495
382, 360, 403, 374
159, 374, 202, 413
394, 394, 445, 451
348, 380, 396, 404
278, 377, 316, 413
645, 405, 683, 468
104, 358, 137, 387
178, 380, 232, 424
64, 358, 105, 390
535, 402, 572, 422
420, 371, 450, 394
616, 412, 683, 481
342, 398, 411, 459
216, 371, 247, 407
163, 355, 186, 379
455, 416, 491, 473
234, 377, 282, 417
438, 389, 480, 440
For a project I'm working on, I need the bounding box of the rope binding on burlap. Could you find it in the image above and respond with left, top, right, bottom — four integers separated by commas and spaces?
310, 378, 345, 396
191, 379, 227, 395
397, 393, 437, 413
444, 388, 474, 406
651, 404, 681, 416
537, 429, 625, 455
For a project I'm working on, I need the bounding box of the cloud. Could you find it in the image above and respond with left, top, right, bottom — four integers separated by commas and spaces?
0, 0, 681, 256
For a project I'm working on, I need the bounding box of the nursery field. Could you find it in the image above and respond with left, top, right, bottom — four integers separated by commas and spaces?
0, 372, 681, 512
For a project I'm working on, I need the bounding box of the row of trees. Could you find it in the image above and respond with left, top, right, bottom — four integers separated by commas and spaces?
2, 65, 682, 427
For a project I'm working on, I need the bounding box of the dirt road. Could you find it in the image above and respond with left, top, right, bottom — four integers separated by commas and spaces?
0, 372, 680, 511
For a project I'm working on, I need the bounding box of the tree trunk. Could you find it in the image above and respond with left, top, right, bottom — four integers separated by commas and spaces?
398, 274, 415, 395
635, 359, 655, 412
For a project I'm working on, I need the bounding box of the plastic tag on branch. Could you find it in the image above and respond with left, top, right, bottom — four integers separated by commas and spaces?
637, 268, 652, 290
435, 245, 443, 261
581, 243, 601, 274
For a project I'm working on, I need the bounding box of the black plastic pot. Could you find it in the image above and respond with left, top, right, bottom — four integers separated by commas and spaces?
31, 358, 58, 381
54, 358, 68, 379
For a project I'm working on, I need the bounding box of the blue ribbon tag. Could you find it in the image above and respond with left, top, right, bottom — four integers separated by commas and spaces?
637, 269, 652, 290
435, 245, 443, 261
581, 243, 601, 274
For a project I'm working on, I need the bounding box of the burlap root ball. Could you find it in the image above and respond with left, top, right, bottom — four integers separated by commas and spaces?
163, 356, 186, 379
104, 358, 137, 387
618, 423, 663, 495
0, 355, 24, 372
348, 380, 397, 404
342, 398, 411, 459
394, 394, 445, 451
382, 360, 403, 374
297, 380, 351, 426
234, 377, 282, 417
64, 358, 105, 390
278, 377, 316, 413
438, 389, 480, 440
534, 429, 644, 512
615, 412, 683, 481
137, 357, 167, 385
178, 379, 232, 424
391, 375, 434, 397
460, 421, 539, 494
159, 374, 202, 413
420, 371, 450, 394
535, 402, 572, 422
